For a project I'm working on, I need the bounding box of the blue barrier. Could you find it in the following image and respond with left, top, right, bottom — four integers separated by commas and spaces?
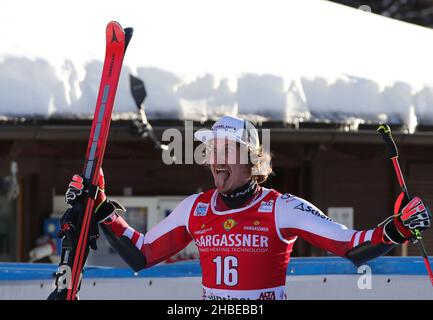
0, 256, 432, 281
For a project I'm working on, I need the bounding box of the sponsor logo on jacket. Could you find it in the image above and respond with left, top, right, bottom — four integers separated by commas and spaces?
258, 200, 274, 213
294, 202, 332, 221
243, 220, 269, 232
281, 193, 293, 199
243, 225, 269, 232
202, 288, 250, 300
194, 202, 209, 216
258, 291, 276, 300
281, 193, 296, 203
223, 218, 237, 231
195, 233, 269, 248
194, 225, 213, 235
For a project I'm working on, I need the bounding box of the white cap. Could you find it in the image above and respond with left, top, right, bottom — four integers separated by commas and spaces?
194, 115, 260, 151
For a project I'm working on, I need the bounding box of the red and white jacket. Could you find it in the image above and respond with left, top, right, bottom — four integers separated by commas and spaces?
103, 188, 386, 300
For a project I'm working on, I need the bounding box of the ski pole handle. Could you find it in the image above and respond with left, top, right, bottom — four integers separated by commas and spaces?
377, 125, 409, 198
377, 124, 398, 158
377, 124, 433, 287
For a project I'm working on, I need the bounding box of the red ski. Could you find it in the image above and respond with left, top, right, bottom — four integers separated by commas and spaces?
48, 21, 133, 300
68, 21, 133, 300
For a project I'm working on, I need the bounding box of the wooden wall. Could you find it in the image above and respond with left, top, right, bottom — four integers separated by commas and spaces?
1, 136, 433, 261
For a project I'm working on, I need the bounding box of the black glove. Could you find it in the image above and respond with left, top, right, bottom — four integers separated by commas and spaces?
58, 201, 99, 250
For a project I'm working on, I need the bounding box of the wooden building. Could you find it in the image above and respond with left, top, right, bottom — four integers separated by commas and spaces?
1, 119, 433, 262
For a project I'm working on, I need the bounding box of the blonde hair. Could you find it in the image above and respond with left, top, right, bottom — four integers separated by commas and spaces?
250, 145, 273, 184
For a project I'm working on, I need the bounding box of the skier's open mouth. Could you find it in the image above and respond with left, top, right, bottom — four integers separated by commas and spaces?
214, 167, 231, 189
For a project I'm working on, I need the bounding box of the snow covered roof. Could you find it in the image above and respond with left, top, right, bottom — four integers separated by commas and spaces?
1, 0, 433, 131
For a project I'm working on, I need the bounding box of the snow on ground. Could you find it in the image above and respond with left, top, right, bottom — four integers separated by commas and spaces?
1, 0, 433, 127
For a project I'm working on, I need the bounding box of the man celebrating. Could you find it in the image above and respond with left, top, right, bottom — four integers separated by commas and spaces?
60, 115, 431, 300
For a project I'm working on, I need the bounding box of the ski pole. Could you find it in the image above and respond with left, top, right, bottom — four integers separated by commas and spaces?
377, 124, 433, 287
129, 74, 170, 152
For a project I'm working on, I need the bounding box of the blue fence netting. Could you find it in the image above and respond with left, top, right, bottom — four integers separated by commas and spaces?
0, 256, 432, 281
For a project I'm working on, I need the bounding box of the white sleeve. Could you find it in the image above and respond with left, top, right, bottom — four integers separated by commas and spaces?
275, 193, 363, 256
